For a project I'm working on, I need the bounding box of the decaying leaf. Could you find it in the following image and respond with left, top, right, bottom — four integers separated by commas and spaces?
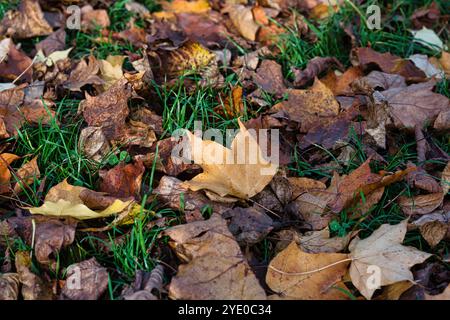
60, 258, 109, 300
28, 179, 133, 220
253, 59, 287, 96
166, 214, 266, 299
184, 118, 278, 199
298, 227, 356, 254
0, 0, 53, 39
121, 265, 164, 300
99, 160, 145, 199
270, 79, 340, 132
224, 5, 260, 41
419, 220, 448, 247
349, 220, 432, 300
293, 56, 344, 87
13, 156, 40, 193
15, 251, 53, 300
266, 242, 351, 299
80, 5, 110, 33
0, 273, 20, 300
0, 153, 20, 194
398, 193, 444, 216
99, 55, 125, 90
64, 55, 104, 91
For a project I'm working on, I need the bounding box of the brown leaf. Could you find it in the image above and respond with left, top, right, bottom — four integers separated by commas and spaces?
406, 162, 442, 193
224, 5, 260, 41
78, 126, 111, 162
419, 220, 448, 247
78, 78, 132, 141
293, 56, 344, 87
166, 214, 266, 299
375, 281, 414, 300
0, 41, 33, 82
214, 86, 245, 118
80, 5, 110, 33
434, 110, 450, 131
398, 193, 444, 216
15, 251, 53, 300
35, 28, 66, 56
442, 161, 450, 195
121, 265, 164, 300
153, 176, 231, 222
0, 0, 52, 39
425, 283, 450, 300
161, 0, 211, 14
266, 242, 351, 299
298, 227, 356, 254
33, 217, 77, 266
64, 55, 104, 92
270, 79, 340, 132
354, 47, 426, 81
321, 66, 363, 96
253, 59, 287, 96
60, 258, 109, 300
411, 2, 441, 29
0, 273, 20, 300
99, 160, 145, 199
223, 206, 274, 245
13, 156, 40, 193
0, 153, 20, 194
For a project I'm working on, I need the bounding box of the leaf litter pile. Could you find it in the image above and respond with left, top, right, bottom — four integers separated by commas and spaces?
0, 0, 449, 300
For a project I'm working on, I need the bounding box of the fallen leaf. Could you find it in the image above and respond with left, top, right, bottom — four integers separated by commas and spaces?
354, 47, 426, 81
223, 206, 274, 245
411, 2, 441, 29
375, 281, 414, 300
0, 273, 20, 300
153, 176, 231, 222
80, 5, 110, 33
348, 220, 432, 300
409, 54, 443, 79
35, 28, 66, 56
442, 161, 450, 194
0, 40, 33, 82
60, 258, 109, 300
253, 59, 287, 96
99, 160, 145, 199
266, 242, 350, 299
430, 51, 450, 78
78, 126, 111, 162
398, 193, 444, 216
0, 0, 53, 39
15, 251, 53, 300
321, 66, 363, 95
166, 214, 266, 299
121, 265, 164, 300
99, 55, 125, 90
425, 283, 450, 300
293, 56, 344, 87
13, 156, 40, 193
64, 55, 104, 91
162, 0, 211, 14
28, 179, 133, 220
419, 220, 447, 247
298, 227, 356, 254
224, 5, 260, 41
270, 78, 340, 132
412, 27, 444, 51
406, 162, 442, 193
184, 118, 278, 199
0, 153, 20, 194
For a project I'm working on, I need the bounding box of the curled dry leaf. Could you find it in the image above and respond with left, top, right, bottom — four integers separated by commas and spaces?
99, 160, 145, 199
293, 56, 344, 87
224, 5, 260, 41
223, 206, 274, 245
0, 153, 20, 194
13, 156, 40, 193
0, 0, 52, 39
298, 227, 357, 254
99, 55, 125, 90
166, 214, 266, 299
398, 193, 444, 216
121, 265, 164, 300
419, 220, 448, 247
270, 79, 340, 133
349, 220, 432, 300
60, 258, 109, 300
0, 273, 20, 300
266, 242, 351, 300
184, 119, 278, 199
64, 55, 104, 92
28, 179, 133, 220
78, 126, 111, 162
406, 162, 442, 193
15, 251, 53, 300
153, 176, 231, 222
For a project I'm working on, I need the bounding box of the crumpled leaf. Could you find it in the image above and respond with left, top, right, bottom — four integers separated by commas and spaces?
411, 2, 441, 29
224, 5, 260, 41
398, 193, 444, 216
223, 206, 274, 245
80, 5, 110, 33
78, 126, 111, 162
13, 156, 40, 193
349, 220, 432, 300
35, 28, 66, 56
0, 0, 53, 39
252, 59, 287, 96
99, 55, 125, 90
409, 54, 444, 79
298, 227, 357, 254
121, 265, 164, 300
266, 242, 351, 299
15, 251, 53, 300
63, 55, 104, 91
321, 66, 363, 95
419, 220, 448, 247
292, 56, 344, 87
28, 179, 133, 220
0, 153, 20, 194
0, 40, 33, 82
99, 160, 144, 199
354, 47, 426, 81
406, 162, 442, 193
153, 176, 231, 222
270, 78, 340, 132
0, 273, 20, 300
184, 118, 278, 199
60, 258, 109, 300
166, 214, 266, 299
